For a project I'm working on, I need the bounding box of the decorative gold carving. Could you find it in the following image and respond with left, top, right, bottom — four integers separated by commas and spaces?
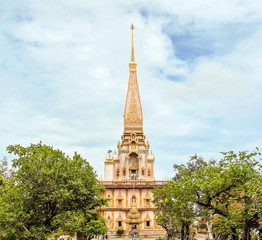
128, 150, 139, 156
130, 23, 135, 62
131, 195, 137, 207
124, 30, 143, 131
116, 213, 123, 229
126, 82, 141, 125
144, 213, 151, 221
116, 213, 123, 221
125, 201, 143, 224
131, 141, 136, 150
144, 213, 152, 229
145, 140, 150, 149
129, 161, 137, 170
116, 191, 124, 207
117, 141, 121, 149
105, 156, 113, 164
131, 132, 136, 140
129, 63, 137, 72
144, 191, 151, 207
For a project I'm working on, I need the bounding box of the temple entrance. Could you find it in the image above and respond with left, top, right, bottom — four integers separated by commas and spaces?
131, 169, 136, 178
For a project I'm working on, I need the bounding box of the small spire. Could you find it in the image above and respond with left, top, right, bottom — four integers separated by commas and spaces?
108, 149, 112, 158
130, 23, 135, 62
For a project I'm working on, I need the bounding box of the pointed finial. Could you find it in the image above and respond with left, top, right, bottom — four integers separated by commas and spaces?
108, 149, 112, 158
130, 23, 135, 62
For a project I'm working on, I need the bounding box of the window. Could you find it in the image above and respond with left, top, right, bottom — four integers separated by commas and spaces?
118, 199, 122, 206
148, 170, 151, 176
118, 221, 122, 227
142, 170, 144, 175
123, 169, 126, 176
131, 170, 136, 178
145, 198, 151, 207
146, 221, 150, 227
116, 170, 119, 177
131, 195, 136, 204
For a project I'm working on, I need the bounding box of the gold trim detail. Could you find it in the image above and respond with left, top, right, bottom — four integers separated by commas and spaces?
129, 161, 137, 170
130, 23, 135, 62
117, 141, 122, 149
116, 191, 124, 207
144, 191, 151, 207
145, 140, 150, 149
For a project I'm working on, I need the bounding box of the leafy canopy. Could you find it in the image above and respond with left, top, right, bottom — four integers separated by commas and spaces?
0, 142, 107, 240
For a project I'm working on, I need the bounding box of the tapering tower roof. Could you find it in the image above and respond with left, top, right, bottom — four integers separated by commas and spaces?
124, 24, 143, 132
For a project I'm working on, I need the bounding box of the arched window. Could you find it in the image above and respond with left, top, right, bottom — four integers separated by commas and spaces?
131, 195, 136, 204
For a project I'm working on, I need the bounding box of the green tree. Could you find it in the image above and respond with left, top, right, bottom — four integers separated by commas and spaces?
0, 142, 107, 240
178, 150, 262, 240
153, 183, 180, 240
156, 150, 262, 240
213, 150, 262, 240
153, 181, 195, 240
61, 210, 108, 240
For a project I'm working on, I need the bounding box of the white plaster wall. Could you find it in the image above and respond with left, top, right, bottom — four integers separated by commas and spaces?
104, 164, 113, 181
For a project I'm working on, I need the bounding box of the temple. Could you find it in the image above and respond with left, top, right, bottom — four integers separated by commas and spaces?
99, 24, 166, 237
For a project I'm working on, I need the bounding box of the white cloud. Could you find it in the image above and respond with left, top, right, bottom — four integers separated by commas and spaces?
0, 0, 262, 179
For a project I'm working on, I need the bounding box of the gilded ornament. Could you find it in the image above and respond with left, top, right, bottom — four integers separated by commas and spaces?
117, 141, 122, 149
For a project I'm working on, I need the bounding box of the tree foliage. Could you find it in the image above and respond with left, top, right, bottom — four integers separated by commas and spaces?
153, 177, 195, 240
0, 142, 107, 240
190, 150, 262, 240
153, 150, 262, 240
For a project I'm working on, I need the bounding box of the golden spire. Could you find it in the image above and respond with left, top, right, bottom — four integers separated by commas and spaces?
124, 24, 143, 132
130, 23, 135, 62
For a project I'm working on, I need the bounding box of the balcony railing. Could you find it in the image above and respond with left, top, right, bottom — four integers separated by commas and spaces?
100, 179, 168, 186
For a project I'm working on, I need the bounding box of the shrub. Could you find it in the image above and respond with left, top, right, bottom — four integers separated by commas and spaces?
155, 237, 163, 240
116, 229, 124, 237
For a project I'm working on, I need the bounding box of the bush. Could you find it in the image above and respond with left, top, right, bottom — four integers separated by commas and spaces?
155, 237, 163, 240
116, 229, 124, 237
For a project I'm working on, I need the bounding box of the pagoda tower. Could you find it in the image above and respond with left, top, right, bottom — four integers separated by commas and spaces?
99, 24, 166, 237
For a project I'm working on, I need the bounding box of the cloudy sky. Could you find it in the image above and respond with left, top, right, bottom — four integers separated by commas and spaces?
1, 0, 262, 179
